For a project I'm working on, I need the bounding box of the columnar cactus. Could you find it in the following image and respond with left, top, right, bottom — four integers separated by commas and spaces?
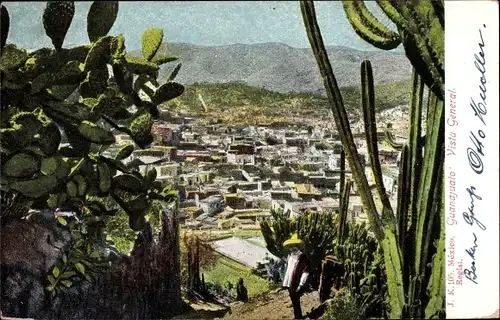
1, 2, 182, 232
261, 209, 338, 289
343, 0, 444, 100
301, 1, 444, 318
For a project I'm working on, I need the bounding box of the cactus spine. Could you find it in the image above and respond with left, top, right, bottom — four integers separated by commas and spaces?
301, 0, 444, 318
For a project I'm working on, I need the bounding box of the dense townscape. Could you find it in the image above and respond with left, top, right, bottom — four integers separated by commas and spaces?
100, 110, 405, 266
1, 1, 446, 319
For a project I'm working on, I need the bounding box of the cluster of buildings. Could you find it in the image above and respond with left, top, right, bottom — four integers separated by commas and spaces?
104, 113, 403, 231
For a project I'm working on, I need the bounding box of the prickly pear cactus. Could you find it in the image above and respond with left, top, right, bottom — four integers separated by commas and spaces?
1, 2, 183, 232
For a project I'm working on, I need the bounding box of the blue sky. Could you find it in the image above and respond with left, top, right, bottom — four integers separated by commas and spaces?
4, 1, 400, 51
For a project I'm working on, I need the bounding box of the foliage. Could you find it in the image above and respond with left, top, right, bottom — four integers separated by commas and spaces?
82, 206, 183, 320
104, 199, 164, 255
326, 224, 388, 318
261, 209, 338, 288
0, 2, 182, 234
162, 80, 410, 125
261, 206, 387, 317
202, 254, 271, 298
301, 1, 445, 318
46, 234, 105, 299
321, 288, 367, 320
180, 231, 218, 287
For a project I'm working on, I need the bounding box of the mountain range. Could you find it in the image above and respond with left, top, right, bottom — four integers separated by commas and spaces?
131, 42, 412, 94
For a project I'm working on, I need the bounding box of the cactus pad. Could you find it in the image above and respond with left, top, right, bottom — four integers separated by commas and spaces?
115, 143, 135, 160
1, 5, 9, 52
153, 82, 184, 104
2, 152, 41, 178
84, 36, 112, 72
42, 1, 75, 50
141, 28, 163, 61
0, 44, 28, 70
113, 174, 143, 194
128, 112, 153, 148
87, 1, 119, 42
10, 174, 59, 198
78, 120, 115, 144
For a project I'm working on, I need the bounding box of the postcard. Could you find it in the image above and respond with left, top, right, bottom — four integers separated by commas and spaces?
0, 1, 498, 320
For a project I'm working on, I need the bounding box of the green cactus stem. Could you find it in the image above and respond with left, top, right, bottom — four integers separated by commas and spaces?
38, 122, 62, 156
300, 0, 383, 241
384, 131, 403, 151
0, 44, 28, 70
153, 81, 185, 104
2, 151, 41, 179
124, 55, 159, 78
342, 0, 401, 50
43, 1, 75, 50
424, 177, 445, 319
395, 145, 409, 249
141, 28, 164, 61
52, 60, 85, 85
1, 5, 9, 52
404, 69, 425, 258
167, 63, 182, 82
84, 36, 112, 72
339, 148, 345, 196
375, 0, 444, 99
128, 111, 154, 148
337, 180, 352, 243
360, 59, 394, 222
78, 120, 115, 144
152, 54, 178, 66
97, 162, 111, 194
113, 174, 144, 194
87, 1, 119, 42
411, 97, 444, 309
115, 144, 135, 160
10, 174, 59, 198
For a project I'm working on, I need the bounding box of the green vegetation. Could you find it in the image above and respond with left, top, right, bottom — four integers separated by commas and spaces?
261, 207, 386, 317
202, 253, 271, 297
0, 1, 183, 307
104, 201, 164, 254
185, 228, 263, 242
162, 80, 410, 125
302, 0, 444, 318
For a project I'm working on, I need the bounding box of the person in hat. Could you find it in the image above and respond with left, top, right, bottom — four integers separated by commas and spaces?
282, 233, 311, 319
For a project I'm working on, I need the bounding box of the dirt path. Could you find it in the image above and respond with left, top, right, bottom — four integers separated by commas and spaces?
221, 289, 321, 320
171, 289, 322, 320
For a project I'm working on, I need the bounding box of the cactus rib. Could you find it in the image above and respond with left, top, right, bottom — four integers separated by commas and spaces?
405, 68, 425, 239
360, 59, 394, 222
342, 0, 401, 50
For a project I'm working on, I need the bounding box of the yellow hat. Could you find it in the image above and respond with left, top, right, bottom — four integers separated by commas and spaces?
283, 233, 303, 247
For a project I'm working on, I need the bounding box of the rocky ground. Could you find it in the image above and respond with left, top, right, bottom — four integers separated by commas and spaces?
171, 289, 322, 320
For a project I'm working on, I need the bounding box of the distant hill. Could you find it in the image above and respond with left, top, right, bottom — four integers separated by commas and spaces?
130, 42, 412, 94
162, 81, 411, 125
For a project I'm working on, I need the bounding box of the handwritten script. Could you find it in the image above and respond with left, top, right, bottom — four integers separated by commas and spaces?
463, 24, 488, 285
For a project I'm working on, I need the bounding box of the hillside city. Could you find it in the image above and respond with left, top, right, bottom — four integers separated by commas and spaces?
99, 107, 406, 268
